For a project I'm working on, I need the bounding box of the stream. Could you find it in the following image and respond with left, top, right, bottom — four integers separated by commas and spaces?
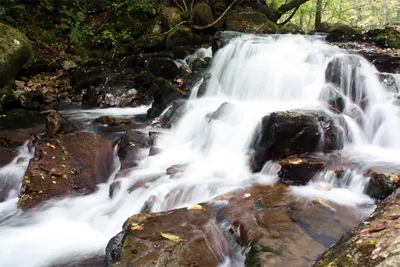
0, 34, 400, 267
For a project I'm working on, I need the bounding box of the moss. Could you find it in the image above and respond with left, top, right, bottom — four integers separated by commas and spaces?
0, 23, 32, 87
226, 11, 279, 34
134, 34, 166, 52
326, 25, 363, 42
279, 23, 304, 34
166, 25, 196, 49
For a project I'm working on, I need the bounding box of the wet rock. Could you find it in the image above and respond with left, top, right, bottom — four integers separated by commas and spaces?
118, 130, 150, 170
93, 116, 134, 132
0, 23, 32, 87
326, 25, 363, 42
147, 78, 184, 118
320, 85, 346, 113
109, 181, 121, 199
207, 102, 235, 122
251, 110, 344, 172
314, 188, 400, 267
212, 31, 242, 54
0, 108, 45, 130
278, 158, 325, 185
166, 25, 206, 50
190, 57, 212, 73
18, 132, 115, 210
193, 3, 215, 27
325, 55, 368, 109
226, 11, 279, 34
378, 73, 399, 93
147, 57, 183, 80
106, 205, 229, 267
45, 110, 78, 137
166, 164, 188, 176
149, 147, 161, 156
362, 52, 400, 74
365, 171, 397, 200
140, 195, 156, 213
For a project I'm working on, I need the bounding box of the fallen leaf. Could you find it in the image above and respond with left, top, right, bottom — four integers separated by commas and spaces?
160, 232, 184, 242
369, 221, 387, 233
47, 143, 56, 149
187, 204, 204, 210
389, 173, 399, 183
131, 225, 144, 231
287, 158, 302, 164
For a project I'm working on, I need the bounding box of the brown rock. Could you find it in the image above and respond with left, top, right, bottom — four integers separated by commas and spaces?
18, 132, 115, 209
45, 110, 78, 137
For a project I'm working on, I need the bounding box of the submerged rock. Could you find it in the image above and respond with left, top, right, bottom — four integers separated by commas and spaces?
118, 130, 151, 170
18, 132, 114, 209
278, 158, 325, 185
251, 110, 344, 171
320, 85, 346, 113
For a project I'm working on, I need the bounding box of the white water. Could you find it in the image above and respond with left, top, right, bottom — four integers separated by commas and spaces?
0, 34, 399, 266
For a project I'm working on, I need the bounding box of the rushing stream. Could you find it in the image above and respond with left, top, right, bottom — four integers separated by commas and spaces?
0, 34, 400, 267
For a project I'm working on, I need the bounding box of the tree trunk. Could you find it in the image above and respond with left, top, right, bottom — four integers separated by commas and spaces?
397, 0, 400, 21
383, 0, 388, 25
315, 0, 322, 31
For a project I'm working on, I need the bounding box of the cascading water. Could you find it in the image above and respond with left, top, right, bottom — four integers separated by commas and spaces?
0, 34, 399, 267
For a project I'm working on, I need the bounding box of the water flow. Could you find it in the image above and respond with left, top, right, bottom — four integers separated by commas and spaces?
0, 34, 399, 266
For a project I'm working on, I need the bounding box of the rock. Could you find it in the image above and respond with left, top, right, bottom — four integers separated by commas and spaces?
278, 158, 325, 185
365, 171, 397, 200
149, 146, 161, 156
251, 110, 344, 172
367, 22, 400, 49
118, 130, 150, 170
193, 3, 215, 27
45, 111, 78, 137
378, 73, 399, 93
325, 55, 368, 109
326, 25, 363, 42
147, 78, 183, 118
161, 6, 183, 31
279, 23, 304, 34
105, 205, 229, 267
109, 181, 121, 199
314, 188, 400, 267
0, 23, 32, 87
18, 132, 115, 210
225, 11, 279, 34
134, 34, 166, 52
166, 25, 205, 50
62, 60, 78, 71
166, 164, 188, 176
212, 31, 242, 54
147, 57, 183, 79
0, 85, 21, 113
320, 85, 346, 113
0, 108, 45, 130
206, 102, 235, 122
190, 57, 212, 73
93, 116, 134, 133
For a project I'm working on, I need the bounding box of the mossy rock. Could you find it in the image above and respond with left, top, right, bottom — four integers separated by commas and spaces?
134, 34, 166, 52
193, 3, 215, 27
280, 23, 304, 34
166, 25, 202, 49
226, 11, 279, 34
0, 23, 32, 87
0, 85, 20, 113
161, 6, 183, 31
326, 25, 363, 42
0, 108, 44, 130
368, 23, 400, 49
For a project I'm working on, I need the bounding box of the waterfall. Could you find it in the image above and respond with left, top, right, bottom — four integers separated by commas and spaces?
0, 34, 399, 267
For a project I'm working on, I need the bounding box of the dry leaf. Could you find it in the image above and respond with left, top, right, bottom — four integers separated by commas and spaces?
131, 225, 144, 231
287, 158, 302, 164
187, 204, 204, 210
385, 214, 400, 220
160, 232, 184, 242
47, 143, 56, 149
389, 173, 399, 183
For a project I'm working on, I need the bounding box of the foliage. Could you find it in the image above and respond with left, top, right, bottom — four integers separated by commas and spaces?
57, 8, 92, 45
0, 0, 25, 22
110, 0, 156, 17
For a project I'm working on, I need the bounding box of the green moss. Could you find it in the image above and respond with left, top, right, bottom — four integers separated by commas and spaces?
131, 0, 156, 18
226, 11, 279, 34
326, 25, 363, 42
280, 23, 304, 34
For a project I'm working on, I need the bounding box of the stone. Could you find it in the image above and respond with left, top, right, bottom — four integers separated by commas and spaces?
226, 11, 279, 34
365, 171, 397, 200
147, 57, 182, 80
278, 158, 325, 185
212, 31, 242, 54
320, 85, 346, 113
105, 205, 229, 267
147, 78, 183, 118
134, 34, 166, 52
45, 110, 78, 137
326, 25, 363, 42
166, 25, 204, 50
93, 116, 134, 132
0, 23, 32, 87
367, 22, 400, 49
18, 132, 115, 210
279, 23, 304, 34
251, 110, 344, 172
193, 3, 215, 27
378, 73, 399, 93
161, 6, 183, 31
118, 130, 151, 170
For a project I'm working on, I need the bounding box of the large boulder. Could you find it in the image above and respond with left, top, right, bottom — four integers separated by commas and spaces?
325, 25, 363, 42
134, 34, 166, 52
147, 57, 183, 80
212, 31, 243, 54
225, 11, 279, 34
319, 85, 346, 113
193, 3, 215, 27
314, 188, 400, 267
165, 25, 205, 50
161, 6, 183, 31
278, 158, 325, 185
0, 23, 32, 87
45, 110, 78, 137
18, 132, 115, 210
105, 205, 229, 266
251, 110, 344, 171
279, 23, 304, 34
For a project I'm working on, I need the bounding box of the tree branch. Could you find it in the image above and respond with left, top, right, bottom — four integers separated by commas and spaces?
276, 0, 310, 20
277, 4, 301, 25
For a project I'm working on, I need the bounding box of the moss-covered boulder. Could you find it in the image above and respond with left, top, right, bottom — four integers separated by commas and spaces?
226, 11, 279, 34
279, 23, 304, 34
326, 25, 363, 42
193, 3, 215, 27
0, 23, 32, 88
166, 25, 203, 49
134, 34, 166, 52
161, 6, 183, 31
367, 22, 400, 49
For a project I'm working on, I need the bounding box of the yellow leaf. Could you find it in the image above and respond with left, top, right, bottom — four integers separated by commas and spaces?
187, 204, 204, 210
131, 225, 144, 231
287, 158, 302, 164
160, 232, 184, 242
389, 173, 399, 183
47, 143, 56, 149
